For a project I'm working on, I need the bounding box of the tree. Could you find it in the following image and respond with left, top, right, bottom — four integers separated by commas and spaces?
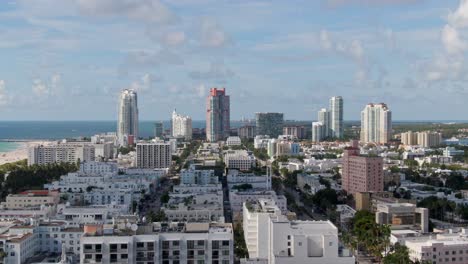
383, 243, 412, 264
311, 188, 338, 212
160, 192, 170, 204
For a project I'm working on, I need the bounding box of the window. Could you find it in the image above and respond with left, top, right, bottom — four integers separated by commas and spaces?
222, 240, 229, 247
85, 254, 92, 259
121, 244, 128, 249
121, 254, 128, 259
137, 242, 144, 248
110, 254, 118, 263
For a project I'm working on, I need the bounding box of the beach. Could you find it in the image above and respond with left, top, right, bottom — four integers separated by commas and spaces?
0, 141, 52, 165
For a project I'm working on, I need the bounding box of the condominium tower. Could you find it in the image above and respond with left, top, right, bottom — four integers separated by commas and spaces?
329, 96, 344, 138
255, 112, 284, 138
136, 142, 172, 169
206, 88, 230, 142
360, 103, 392, 144
117, 89, 139, 145
171, 109, 192, 140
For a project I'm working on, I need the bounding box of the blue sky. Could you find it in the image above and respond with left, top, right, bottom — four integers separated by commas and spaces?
0, 0, 467, 121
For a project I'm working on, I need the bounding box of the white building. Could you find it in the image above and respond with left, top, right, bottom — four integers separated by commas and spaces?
242, 199, 354, 264
0, 232, 37, 264
136, 142, 172, 169
444, 147, 465, 157
117, 89, 139, 146
296, 174, 326, 195
360, 103, 392, 144
224, 150, 256, 171
312, 122, 324, 142
180, 167, 218, 185
254, 135, 270, 149
229, 190, 287, 221
28, 142, 95, 165
227, 170, 271, 190
80, 222, 234, 264
226, 136, 242, 146
171, 109, 192, 140
329, 96, 344, 139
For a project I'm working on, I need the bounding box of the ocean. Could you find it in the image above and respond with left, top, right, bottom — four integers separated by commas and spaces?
0, 142, 21, 153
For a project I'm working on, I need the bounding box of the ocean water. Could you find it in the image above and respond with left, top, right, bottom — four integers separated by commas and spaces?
0, 142, 21, 152
0, 121, 245, 140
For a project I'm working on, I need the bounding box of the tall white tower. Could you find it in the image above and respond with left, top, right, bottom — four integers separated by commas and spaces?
171, 109, 192, 140
360, 103, 392, 144
117, 89, 139, 145
329, 96, 344, 139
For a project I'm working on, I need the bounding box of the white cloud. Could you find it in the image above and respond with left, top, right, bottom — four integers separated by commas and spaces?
195, 84, 206, 98
199, 17, 230, 48
441, 25, 465, 54
319, 30, 333, 50
448, 0, 468, 28
129, 73, 154, 92
161, 31, 186, 46
32, 79, 49, 96
76, 0, 176, 24
0, 80, 9, 106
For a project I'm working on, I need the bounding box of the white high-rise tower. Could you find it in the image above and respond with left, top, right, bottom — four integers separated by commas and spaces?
117, 89, 139, 146
360, 103, 392, 144
171, 109, 193, 140
329, 96, 344, 139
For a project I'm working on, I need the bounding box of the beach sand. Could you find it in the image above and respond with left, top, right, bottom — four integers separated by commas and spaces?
0, 141, 52, 165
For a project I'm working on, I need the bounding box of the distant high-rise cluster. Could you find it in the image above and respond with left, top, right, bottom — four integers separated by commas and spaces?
360, 103, 392, 144
255, 112, 284, 138
401, 131, 442, 147
312, 96, 344, 142
206, 88, 230, 142
154, 121, 163, 138
117, 89, 139, 146
171, 109, 192, 140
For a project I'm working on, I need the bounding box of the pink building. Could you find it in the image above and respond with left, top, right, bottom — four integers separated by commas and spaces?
206, 88, 230, 142
342, 141, 384, 194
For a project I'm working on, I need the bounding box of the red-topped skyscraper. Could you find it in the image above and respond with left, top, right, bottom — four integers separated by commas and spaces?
206, 88, 230, 142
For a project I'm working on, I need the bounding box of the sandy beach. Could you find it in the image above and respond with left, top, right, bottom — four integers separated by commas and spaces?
0, 141, 52, 165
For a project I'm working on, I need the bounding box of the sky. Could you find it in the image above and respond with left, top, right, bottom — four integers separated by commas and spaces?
0, 0, 467, 121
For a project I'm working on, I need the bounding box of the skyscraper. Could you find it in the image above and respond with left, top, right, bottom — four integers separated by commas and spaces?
311, 122, 324, 142
117, 89, 138, 145
329, 96, 344, 138
154, 121, 163, 139
206, 88, 230, 142
255, 112, 284, 138
172, 109, 192, 140
317, 108, 329, 140
360, 103, 392, 144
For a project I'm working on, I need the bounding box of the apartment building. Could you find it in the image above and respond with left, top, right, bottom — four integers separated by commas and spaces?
136, 142, 172, 169
1, 190, 60, 209
224, 150, 256, 171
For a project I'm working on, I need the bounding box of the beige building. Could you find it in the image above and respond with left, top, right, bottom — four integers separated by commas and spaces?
401, 131, 418, 146
400, 131, 442, 147
1, 190, 60, 209
360, 103, 392, 144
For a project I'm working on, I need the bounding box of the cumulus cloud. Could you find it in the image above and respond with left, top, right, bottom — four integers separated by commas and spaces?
199, 17, 230, 48
189, 61, 235, 82
123, 50, 184, 69
319, 30, 333, 50
76, 0, 176, 24
160, 31, 186, 46
129, 73, 155, 92
32, 79, 49, 96
0, 80, 9, 106
442, 25, 465, 54
448, 0, 468, 28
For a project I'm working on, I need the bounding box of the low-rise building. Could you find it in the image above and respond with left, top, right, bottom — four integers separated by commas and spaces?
1, 190, 60, 209
224, 150, 256, 171
227, 170, 271, 190
226, 136, 242, 146
375, 203, 429, 233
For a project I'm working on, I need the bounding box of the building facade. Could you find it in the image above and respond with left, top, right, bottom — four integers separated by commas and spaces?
206, 88, 230, 142
360, 103, 392, 144
329, 96, 344, 139
342, 141, 384, 194
282, 126, 306, 139
136, 142, 172, 169
255, 113, 284, 138
117, 89, 139, 146
172, 109, 193, 140
154, 122, 164, 138
238, 125, 256, 139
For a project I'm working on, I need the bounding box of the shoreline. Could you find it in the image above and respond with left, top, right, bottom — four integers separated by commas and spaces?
0, 140, 52, 165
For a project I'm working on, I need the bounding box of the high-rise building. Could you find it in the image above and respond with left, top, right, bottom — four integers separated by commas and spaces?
117, 89, 139, 145
171, 109, 192, 140
28, 142, 95, 165
255, 112, 284, 138
206, 88, 230, 142
238, 125, 256, 139
342, 140, 384, 194
136, 142, 172, 169
311, 122, 324, 142
329, 96, 344, 138
154, 121, 163, 138
282, 125, 306, 139
417, 131, 442, 148
360, 103, 392, 144
317, 108, 330, 140
401, 131, 418, 145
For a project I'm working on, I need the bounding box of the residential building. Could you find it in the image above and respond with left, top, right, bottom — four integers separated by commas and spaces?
206, 88, 230, 142
226, 136, 242, 146
342, 140, 384, 194
238, 125, 256, 139
229, 190, 287, 221
117, 89, 139, 146
443, 147, 465, 157
172, 109, 192, 140
227, 169, 272, 190
401, 131, 418, 146
242, 200, 354, 264
360, 103, 392, 144
0, 232, 37, 264
282, 126, 306, 139
224, 150, 256, 171
154, 121, 163, 138
329, 96, 344, 139
254, 135, 270, 149
268, 140, 300, 158
318, 108, 330, 138
255, 113, 284, 138
136, 142, 172, 169
28, 142, 96, 165
296, 174, 326, 194
80, 222, 234, 264
417, 131, 442, 147
180, 167, 218, 185
311, 122, 324, 142
1, 190, 60, 209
